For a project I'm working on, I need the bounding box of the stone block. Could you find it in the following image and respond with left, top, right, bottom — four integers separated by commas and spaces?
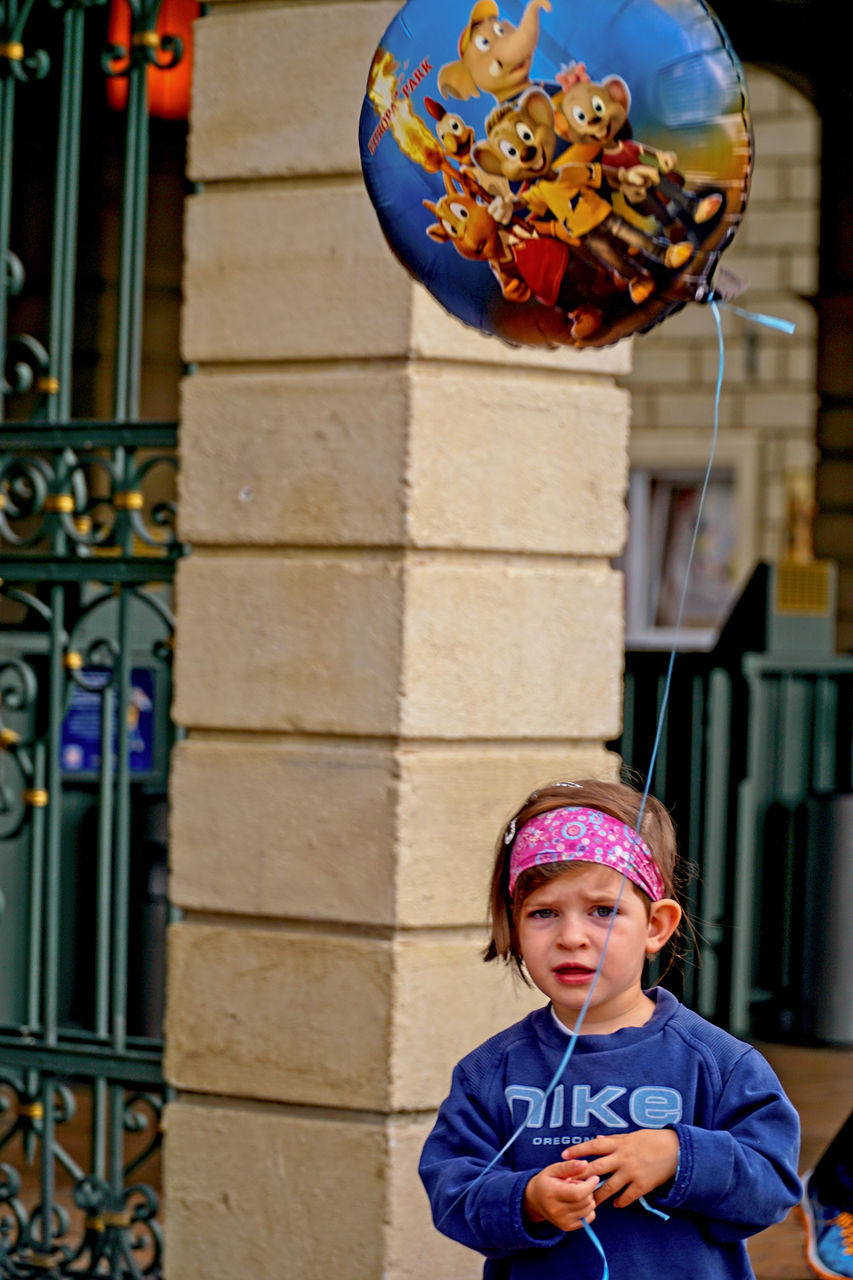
182, 185, 412, 363
656, 390, 732, 429
387, 1115, 483, 1279
164, 1101, 480, 1280
173, 554, 623, 740
169, 739, 398, 923
164, 1099, 388, 1280
738, 206, 819, 251
787, 250, 819, 295
166, 922, 393, 1108
743, 68, 785, 115
169, 738, 618, 927
410, 288, 632, 375
390, 932, 543, 1110
748, 162, 784, 204
741, 390, 817, 430
189, 3, 399, 180
629, 342, 695, 386
172, 553, 404, 734
178, 367, 410, 545
400, 558, 624, 740
407, 365, 629, 554
751, 117, 820, 162
395, 743, 618, 927
723, 249, 786, 292
178, 363, 628, 554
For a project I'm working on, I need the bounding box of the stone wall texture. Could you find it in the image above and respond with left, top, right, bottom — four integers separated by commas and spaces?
621, 68, 820, 576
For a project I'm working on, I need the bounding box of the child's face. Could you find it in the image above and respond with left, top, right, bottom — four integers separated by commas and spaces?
516, 862, 679, 1033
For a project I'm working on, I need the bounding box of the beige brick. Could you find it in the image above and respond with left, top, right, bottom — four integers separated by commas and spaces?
172, 554, 404, 734
698, 333, 778, 385
741, 390, 817, 430
748, 163, 785, 204
410, 288, 633, 375
179, 363, 628, 553
166, 923, 394, 1107
189, 3, 399, 180
178, 367, 410, 545
395, 743, 619, 927
738, 206, 819, 251
625, 389, 655, 430
787, 250, 819, 294
635, 296, 738, 341
656, 391, 734, 429
173, 555, 626, 740
407, 366, 629, 554
743, 68, 786, 115
391, 932, 542, 1110
400, 559, 624, 740
387, 1116, 482, 1280
182, 185, 637, 368
164, 1100, 388, 1280
182, 185, 413, 363
165, 922, 545, 1113
169, 739, 618, 927
752, 117, 820, 163
169, 739, 398, 922
165, 1102, 479, 1280
784, 437, 818, 470
630, 342, 695, 387
784, 163, 820, 204
723, 249, 786, 292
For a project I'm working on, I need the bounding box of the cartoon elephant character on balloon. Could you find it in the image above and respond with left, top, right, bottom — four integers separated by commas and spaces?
438, 0, 553, 103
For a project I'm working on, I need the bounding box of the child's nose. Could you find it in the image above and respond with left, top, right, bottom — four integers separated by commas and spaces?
556, 913, 586, 946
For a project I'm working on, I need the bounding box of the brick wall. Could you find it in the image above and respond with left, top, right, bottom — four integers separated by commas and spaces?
623, 66, 820, 568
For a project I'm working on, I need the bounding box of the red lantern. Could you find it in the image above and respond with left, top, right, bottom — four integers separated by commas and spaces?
106, 0, 200, 121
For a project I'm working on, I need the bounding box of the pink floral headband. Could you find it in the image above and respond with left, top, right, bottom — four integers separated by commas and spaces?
506, 806, 665, 902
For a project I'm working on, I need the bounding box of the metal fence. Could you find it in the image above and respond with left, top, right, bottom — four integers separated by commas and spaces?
618, 643, 853, 1041
1, 0, 186, 1273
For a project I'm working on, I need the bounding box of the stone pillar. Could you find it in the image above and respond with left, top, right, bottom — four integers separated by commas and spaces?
164, 3, 632, 1276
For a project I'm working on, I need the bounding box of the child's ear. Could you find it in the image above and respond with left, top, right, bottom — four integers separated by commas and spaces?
645, 898, 682, 956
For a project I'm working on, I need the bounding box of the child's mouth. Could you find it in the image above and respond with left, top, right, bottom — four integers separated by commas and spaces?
553, 964, 595, 984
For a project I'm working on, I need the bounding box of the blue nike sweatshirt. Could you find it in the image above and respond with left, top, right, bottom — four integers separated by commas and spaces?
419, 988, 801, 1279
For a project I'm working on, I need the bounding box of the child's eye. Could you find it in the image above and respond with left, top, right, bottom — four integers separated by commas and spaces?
591, 905, 616, 919
528, 907, 556, 919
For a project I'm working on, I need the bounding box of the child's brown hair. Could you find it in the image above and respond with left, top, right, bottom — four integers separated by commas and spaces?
484, 778, 684, 977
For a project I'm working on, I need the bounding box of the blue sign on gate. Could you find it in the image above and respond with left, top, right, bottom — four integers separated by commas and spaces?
60, 668, 155, 775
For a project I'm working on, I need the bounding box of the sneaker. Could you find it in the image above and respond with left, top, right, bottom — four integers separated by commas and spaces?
798, 1171, 853, 1279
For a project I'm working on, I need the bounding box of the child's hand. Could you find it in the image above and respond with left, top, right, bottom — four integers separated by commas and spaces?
523, 1158, 600, 1232
563, 1130, 680, 1208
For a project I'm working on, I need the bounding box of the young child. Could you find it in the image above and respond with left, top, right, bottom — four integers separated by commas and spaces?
419, 779, 801, 1279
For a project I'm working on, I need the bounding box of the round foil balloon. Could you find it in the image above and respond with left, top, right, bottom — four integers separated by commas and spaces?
359, 0, 751, 348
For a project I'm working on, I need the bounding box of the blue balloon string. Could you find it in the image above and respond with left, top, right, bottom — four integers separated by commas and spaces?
434, 299, 731, 1275
717, 301, 796, 335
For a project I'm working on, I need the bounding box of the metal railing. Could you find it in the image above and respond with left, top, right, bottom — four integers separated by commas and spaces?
1, 0, 187, 1273
618, 644, 853, 1039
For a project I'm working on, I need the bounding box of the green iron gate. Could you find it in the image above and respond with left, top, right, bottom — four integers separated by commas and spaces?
0, 0, 187, 1273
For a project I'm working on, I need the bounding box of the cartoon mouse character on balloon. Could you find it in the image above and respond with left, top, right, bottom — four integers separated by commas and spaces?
554, 63, 723, 235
